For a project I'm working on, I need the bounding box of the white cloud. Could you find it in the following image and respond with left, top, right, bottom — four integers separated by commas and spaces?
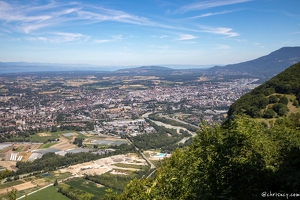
23, 23, 51, 34
151, 35, 169, 39
94, 39, 112, 44
26, 37, 48, 42
25, 32, 90, 43
0, 1, 175, 34
186, 10, 238, 19
178, 0, 251, 13
0, 1, 51, 22
52, 32, 89, 43
201, 26, 239, 37
177, 34, 197, 41
94, 35, 123, 44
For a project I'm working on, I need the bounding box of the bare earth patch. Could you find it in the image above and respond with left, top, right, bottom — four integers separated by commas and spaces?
13, 182, 36, 191
38, 133, 51, 137
0, 161, 18, 171
59, 154, 147, 176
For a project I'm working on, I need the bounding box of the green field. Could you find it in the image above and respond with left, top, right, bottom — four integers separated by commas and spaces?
74, 132, 88, 139
37, 172, 72, 184
20, 186, 70, 200
64, 177, 108, 197
16, 146, 24, 152
29, 130, 80, 143
29, 133, 58, 143
39, 143, 57, 149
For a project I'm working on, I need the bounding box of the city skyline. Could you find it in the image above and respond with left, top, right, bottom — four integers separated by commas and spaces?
0, 0, 299, 68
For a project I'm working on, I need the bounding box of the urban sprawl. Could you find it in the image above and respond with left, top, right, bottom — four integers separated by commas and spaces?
0, 74, 259, 138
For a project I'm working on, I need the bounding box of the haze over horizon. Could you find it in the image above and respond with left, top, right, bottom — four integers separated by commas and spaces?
0, 0, 299, 68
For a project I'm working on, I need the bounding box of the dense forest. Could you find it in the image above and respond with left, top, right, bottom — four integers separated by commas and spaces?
228, 62, 300, 118
107, 114, 300, 199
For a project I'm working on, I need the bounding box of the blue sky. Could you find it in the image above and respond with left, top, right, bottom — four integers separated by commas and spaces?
0, 0, 299, 68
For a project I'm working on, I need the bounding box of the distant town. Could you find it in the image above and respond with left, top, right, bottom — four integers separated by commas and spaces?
0, 71, 259, 139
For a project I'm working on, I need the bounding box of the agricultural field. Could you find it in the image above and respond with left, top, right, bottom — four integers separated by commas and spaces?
0, 130, 129, 170
8, 153, 147, 199
0, 128, 147, 199
19, 186, 70, 200
0, 171, 73, 199
64, 177, 108, 197
84, 136, 129, 148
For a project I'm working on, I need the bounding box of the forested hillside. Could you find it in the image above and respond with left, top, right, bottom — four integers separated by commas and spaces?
228, 62, 300, 119
106, 115, 300, 199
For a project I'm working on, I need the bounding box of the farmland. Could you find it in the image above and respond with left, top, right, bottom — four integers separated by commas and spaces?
19, 186, 70, 200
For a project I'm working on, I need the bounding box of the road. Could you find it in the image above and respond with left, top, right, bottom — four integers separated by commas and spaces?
126, 138, 156, 170
159, 114, 200, 130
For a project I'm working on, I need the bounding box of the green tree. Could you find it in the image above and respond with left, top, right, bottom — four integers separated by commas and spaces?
279, 96, 288, 105
73, 138, 83, 147
54, 179, 58, 186
263, 109, 276, 118
278, 107, 288, 116
6, 188, 17, 200
293, 99, 299, 108
269, 95, 278, 103
259, 98, 269, 109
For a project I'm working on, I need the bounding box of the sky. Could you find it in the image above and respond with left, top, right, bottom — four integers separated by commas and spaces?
0, 0, 300, 68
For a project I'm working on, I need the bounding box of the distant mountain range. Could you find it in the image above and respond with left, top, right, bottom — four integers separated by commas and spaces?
208, 47, 300, 78
1, 46, 300, 78
114, 66, 175, 75
0, 62, 114, 73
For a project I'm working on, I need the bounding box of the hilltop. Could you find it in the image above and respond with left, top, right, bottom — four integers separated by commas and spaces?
228, 61, 300, 119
